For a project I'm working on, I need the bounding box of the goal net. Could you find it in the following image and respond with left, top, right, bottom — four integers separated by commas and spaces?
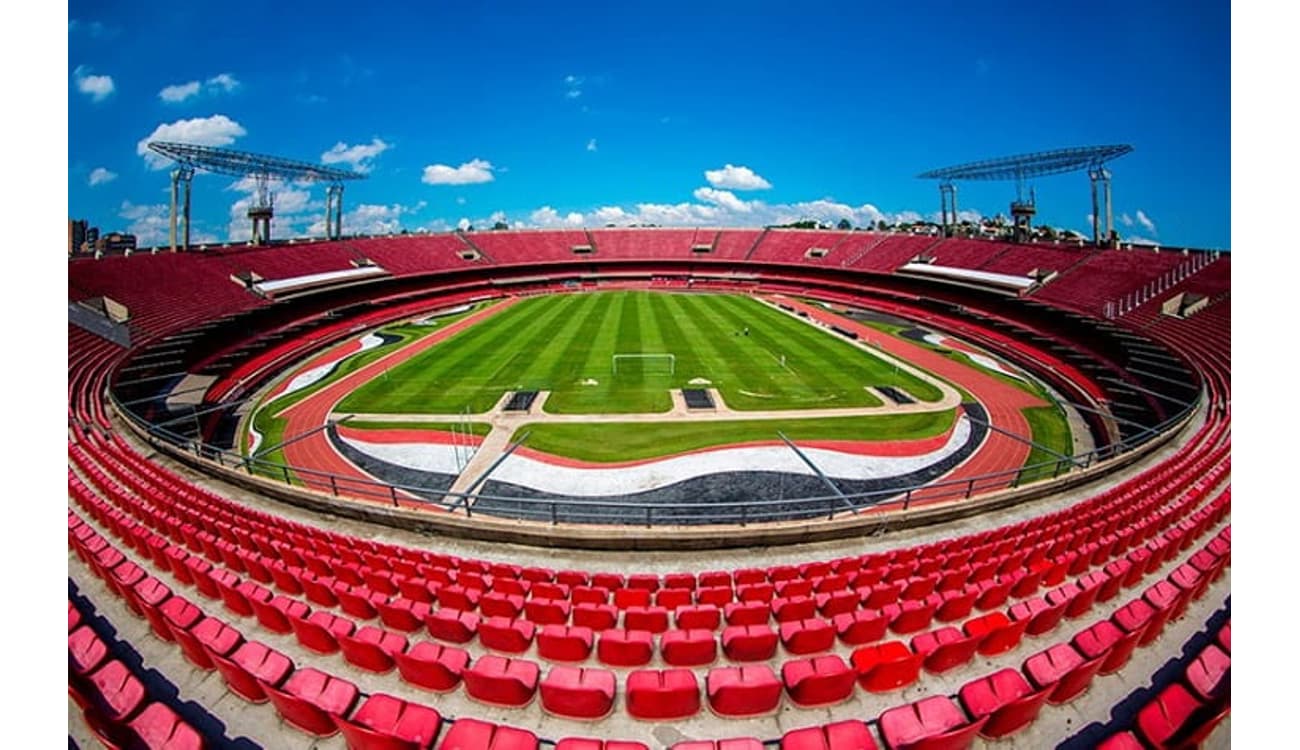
612, 353, 676, 375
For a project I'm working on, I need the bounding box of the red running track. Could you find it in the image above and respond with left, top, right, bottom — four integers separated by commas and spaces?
773, 297, 1048, 504
273, 297, 521, 508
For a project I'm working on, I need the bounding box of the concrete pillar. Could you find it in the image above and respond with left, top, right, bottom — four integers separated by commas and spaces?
169, 170, 180, 252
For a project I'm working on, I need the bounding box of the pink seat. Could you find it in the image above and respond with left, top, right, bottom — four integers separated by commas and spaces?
69, 625, 110, 677
290, 610, 356, 654
393, 640, 470, 692
779, 618, 835, 655
333, 692, 443, 750
339, 626, 408, 673
1009, 595, 1068, 636
721, 624, 778, 661
833, 609, 889, 645
883, 599, 937, 635
625, 668, 701, 720
479, 616, 536, 653
537, 624, 594, 662
85, 659, 146, 721
1023, 643, 1105, 704
782, 654, 856, 706
1185, 643, 1230, 703
174, 616, 242, 670
264, 667, 359, 737
539, 666, 617, 719
706, 665, 782, 716
958, 668, 1051, 739
911, 627, 980, 674
434, 716, 538, 749
850, 640, 923, 692
1111, 598, 1156, 645
661, 629, 718, 666
1135, 682, 1208, 749
463, 655, 540, 707
779, 720, 878, 750
596, 629, 654, 667
480, 591, 525, 619
1073, 619, 1143, 674
123, 701, 206, 750
878, 695, 988, 750
963, 611, 1028, 656
211, 640, 291, 703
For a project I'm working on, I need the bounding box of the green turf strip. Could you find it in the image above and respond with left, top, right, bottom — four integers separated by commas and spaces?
513, 410, 957, 463
1018, 403, 1076, 483
337, 291, 947, 416
342, 420, 493, 437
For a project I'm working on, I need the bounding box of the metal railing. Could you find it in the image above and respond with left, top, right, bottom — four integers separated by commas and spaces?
108, 389, 1199, 528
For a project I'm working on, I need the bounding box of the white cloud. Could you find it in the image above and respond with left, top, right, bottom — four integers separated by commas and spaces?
1119, 213, 1134, 227
137, 114, 247, 169
457, 218, 471, 231
226, 177, 319, 241
1135, 210, 1157, 235
455, 197, 466, 205
118, 201, 171, 246
207, 73, 240, 93
693, 187, 758, 213
529, 206, 585, 227
73, 66, 114, 102
159, 81, 201, 103
592, 206, 629, 224
303, 203, 418, 237
321, 138, 390, 173
564, 75, 583, 98
88, 167, 117, 187
1126, 235, 1160, 246
704, 163, 772, 190
586, 138, 598, 152
422, 158, 495, 185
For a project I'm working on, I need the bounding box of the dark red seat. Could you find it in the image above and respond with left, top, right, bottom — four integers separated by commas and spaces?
210, 640, 291, 703
539, 666, 617, 719
772, 595, 817, 622
1185, 643, 1230, 703
1135, 682, 1210, 749
878, 695, 988, 750
85, 659, 146, 721
573, 602, 618, 630
264, 667, 359, 737
393, 640, 470, 692
1072, 619, 1142, 674
524, 597, 571, 626
661, 628, 718, 666
463, 654, 540, 707
676, 604, 721, 630
963, 611, 1028, 656
1023, 643, 1105, 704
251, 593, 310, 635
779, 720, 878, 750
782, 654, 856, 706
339, 625, 408, 673
434, 716, 538, 749
625, 668, 701, 720
705, 665, 782, 717
333, 692, 443, 750
290, 610, 356, 654
850, 640, 923, 692
883, 599, 936, 634
480, 591, 525, 619
911, 627, 979, 674
833, 609, 888, 645
479, 616, 536, 653
174, 616, 242, 670
721, 624, 778, 661
779, 618, 835, 654
69, 625, 110, 677
958, 668, 1051, 739
425, 608, 479, 644
123, 701, 206, 750
537, 624, 594, 662
596, 628, 654, 667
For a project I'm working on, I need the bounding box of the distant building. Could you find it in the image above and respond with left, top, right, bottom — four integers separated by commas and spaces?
94, 232, 137, 255
69, 219, 88, 255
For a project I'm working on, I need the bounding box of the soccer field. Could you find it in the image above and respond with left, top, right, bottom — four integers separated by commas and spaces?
337, 291, 944, 415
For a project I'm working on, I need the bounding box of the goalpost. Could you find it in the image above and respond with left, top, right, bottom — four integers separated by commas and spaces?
612, 353, 676, 375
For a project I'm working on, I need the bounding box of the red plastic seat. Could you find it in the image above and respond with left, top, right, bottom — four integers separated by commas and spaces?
210, 640, 291, 703
772, 595, 817, 622
1111, 598, 1156, 646
1185, 643, 1230, 703
480, 591, 525, 619
1217, 621, 1230, 653
624, 605, 670, 633
958, 668, 1051, 739
479, 617, 536, 653
596, 628, 654, 667
1095, 730, 1145, 749
463, 655, 540, 707
675, 604, 721, 631
573, 602, 618, 630
878, 695, 988, 750
884, 599, 937, 634
782, 654, 856, 706
723, 601, 770, 626
393, 640, 470, 692
524, 597, 571, 626
850, 640, 923, 692
251, 593, 311, 635
625, 668, 700, 720
1008, 595, 1068, 636
379, 598, 434, 633
656, 588, 693, 610
1073, 619, 1143, 674
1023, 643, 1105, 704
661, 629, 718, 666
833, 609, 888, 645
174, 616, 242, 670
537, 624, 594, 662
696, 585, 734, 607
539, 666, 617, 719
339, 626, 408, 673
290, 610, 356, 654
779, 720, 878, 750
69, 625, 110, 677
721, 624, 778, 661
556, 739, 648, 750
779, 618, 835, 654
425, 608, 479, 644
1135, 682, 1209, 750
705, 665, 782, 717
82, 659, 147, 722
1140, 580, 1183, 643
123, 701, 206, 750
333, 692, 443, 750
670, 741, 763, 750
963, 611, 1028, 656
264, 667, 359, 737
911, 627, 979, 674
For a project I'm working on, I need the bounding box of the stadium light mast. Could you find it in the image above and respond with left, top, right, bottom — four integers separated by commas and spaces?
918, 144, 1134, 246
145, 142, 366, 251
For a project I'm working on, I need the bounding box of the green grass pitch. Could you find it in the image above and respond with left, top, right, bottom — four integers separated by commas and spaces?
336, 291, 945, 415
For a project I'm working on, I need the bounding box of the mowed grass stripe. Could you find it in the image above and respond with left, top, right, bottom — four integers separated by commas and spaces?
536, 292, 609, 387
669, 293, 777, 394
713, 295, 842, 402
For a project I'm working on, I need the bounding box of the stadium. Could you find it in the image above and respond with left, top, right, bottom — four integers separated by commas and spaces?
66, 5, 1233, 749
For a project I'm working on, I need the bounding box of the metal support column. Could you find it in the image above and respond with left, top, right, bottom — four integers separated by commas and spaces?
333, 183, 344, 240
182, 173, 193, 249
1089, 169, 1101, 246
169, 170, 180, 252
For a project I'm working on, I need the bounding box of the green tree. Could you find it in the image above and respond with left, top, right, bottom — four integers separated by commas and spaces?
837, 218, 852, 231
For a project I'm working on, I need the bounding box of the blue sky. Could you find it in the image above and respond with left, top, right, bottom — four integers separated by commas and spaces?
67, 0, 1230, 249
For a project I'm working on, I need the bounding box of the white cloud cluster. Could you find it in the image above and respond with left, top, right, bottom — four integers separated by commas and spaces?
422, 158, 495, 185
321, 138, 390, 173
88, 167, 117, 187
137, 115, 247, 169
564, 75, 583, 99
704, 163, 772, 190
159, 73, 242, 103
529, 206, 585, 227
1135, 209, 1157, 235
73, 66, 114, 102
305, 203, 420, 237
692, 187, 757, 213
118, 201, 171, 246
226, 176, 318, 242
586, 138, 598, 152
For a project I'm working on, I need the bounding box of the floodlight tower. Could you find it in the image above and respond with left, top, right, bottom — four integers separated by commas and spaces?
919, 144, 1134, 245
145, 142, 366, 251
